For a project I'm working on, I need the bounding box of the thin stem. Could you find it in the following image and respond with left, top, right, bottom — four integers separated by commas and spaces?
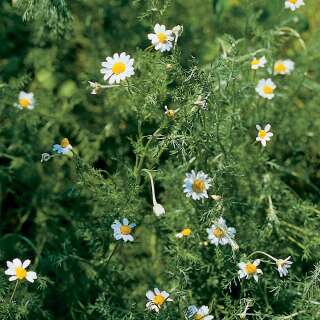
105, 243, 120, 268
248, 251, 278, 262
10, 281, 19, 303
142, 169, 157, 205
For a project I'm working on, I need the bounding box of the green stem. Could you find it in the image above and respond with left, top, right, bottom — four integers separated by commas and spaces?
105, 243, 120, 268
247, 251, 277, 262
10, 281, 19, 303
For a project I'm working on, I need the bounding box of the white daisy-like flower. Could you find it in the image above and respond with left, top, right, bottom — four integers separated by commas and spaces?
183, 170, 212, 201
146, 288, 173, 312
256, 124, 273, 147
276, 256, 293, 277
176, 228, 192, 239
187, 305, 213, 320
285, 0, 305, 11
111, 218, 136, 242
164, 105, 178, 118
274, 59, 295, 75
255, 78, 276, 100
15, 91, 35, 110
52, 138, 73, 154
238, 259, 263, 282
148, 24, 174, 52
5, 258, 37, 283
207, 217, 236, 247
100, 52, 134, 84
251, 56, 267, 70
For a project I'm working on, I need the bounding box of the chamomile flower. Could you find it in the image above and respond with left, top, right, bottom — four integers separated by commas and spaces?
146, 288, 173, 312
183, 170, 212, 201
285, 0, 305, 11
5, 258, 37, 283
148, 24, 174, 52
52, 138, 73, 154
207, 217, 236, 247
187, 305, 213, 320
276, 256, 293, 277
255, 78, 276, 100
176, 228, 192, 239
15, 91, 35, 110
100, 52, 134, 84
274, 59, 295, 75
256, 124, 273, 147
251, 56, 267, 70
164, 106, 178, 118
111, 218, 136, 242
88, 81, 102, 95
238, 259, 263, 282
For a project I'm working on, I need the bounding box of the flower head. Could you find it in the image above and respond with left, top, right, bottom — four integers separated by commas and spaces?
255, 78, 276, 100
15, 91, 35, 110
146, 288, 173, 312
88, 81, 102, 95
251, 56, 267, 70
111, 218, 136, 242
176, 228, 192, 239
153, 203, 165, 217
52, 138, 73, 154
187, 305, 213, 320
207, 217, 236, 247
256, 124, 273, 147
276, 256, 293, 277
100, 52, 134, 84
5, 258, 37, 283
274, 59, 295, 75
238, 259, 263, 282
148, 24, 174, 52
285, 0, 305, 11
183, 170, 212, 201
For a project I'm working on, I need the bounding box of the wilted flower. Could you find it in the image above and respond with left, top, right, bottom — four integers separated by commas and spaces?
238, 259, 263, 282
187, 305, 213, 320
251, 56, 267, 70
183, 170, 211, 201
276, 256, 293, 277
194, 95, 208, 110
176, 228, 192, 239
111, 218, 136, 242
146, 288, 173, 312
148, 24, 174, 52
285, 0, 305, 11
88, 81, 102, 94
100, 52, 134, 84
5, 258, 37, 283
53, 138, 73, 154
153, 203, 165, 217
274, 59, 295, 75
207, 217, 236, 247
15, 91, 35, 110
164, 105, 178, 118
256, 124, 273, 147
255, 78, 276, 100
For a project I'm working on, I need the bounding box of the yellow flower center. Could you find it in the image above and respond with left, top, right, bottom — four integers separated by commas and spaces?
245, 263, 257, 275
263, 85, 273, 94
166, 109, 176, 118
251, 58, 260, 66
194, 313, 204, 320
258, 130, 267, 139
112, 62, 126, 75
16, 267, 27, 280
181, 228, 192, 236
157, 32, 168, 44
192, 179, 205, 193
120, 225, 132, 235
19, 98, 30, 108
153, 294, 165, 306
213, 227, 224, 238
288, 0, 297, 3
274, 62, 287, 74
60, 138, 70, 148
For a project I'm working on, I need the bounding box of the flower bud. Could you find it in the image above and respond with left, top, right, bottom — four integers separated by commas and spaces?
153, 203, 165, 217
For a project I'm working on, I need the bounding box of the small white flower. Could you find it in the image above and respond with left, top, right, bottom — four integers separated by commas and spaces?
238, 259, 263, 282
274, 59, 295, 75
183, 170, 212, 201
5, 258, 37, 283
148, 24, 174, 52
88, 81, 102, 95
146, 288, 173, 312
207, 217, 236, 247
52, 138, 73, 154
251, 56, 267, 70
255, 78, 276, 99
285, 0, 305, 11
187, 305, 213, 320
175, 228, 192, 239
111, 218, 136, 242
15, 91, 35, 110
153, 203, 165, 217
276, 256, 293, 277
100, 52, 134, 84
256, 124, 273, 147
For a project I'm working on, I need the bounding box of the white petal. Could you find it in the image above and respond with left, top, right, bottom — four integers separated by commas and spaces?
22, 259, 31, 269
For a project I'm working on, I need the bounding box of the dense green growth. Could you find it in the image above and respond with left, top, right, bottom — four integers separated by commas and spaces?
0, 0, 320, 319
